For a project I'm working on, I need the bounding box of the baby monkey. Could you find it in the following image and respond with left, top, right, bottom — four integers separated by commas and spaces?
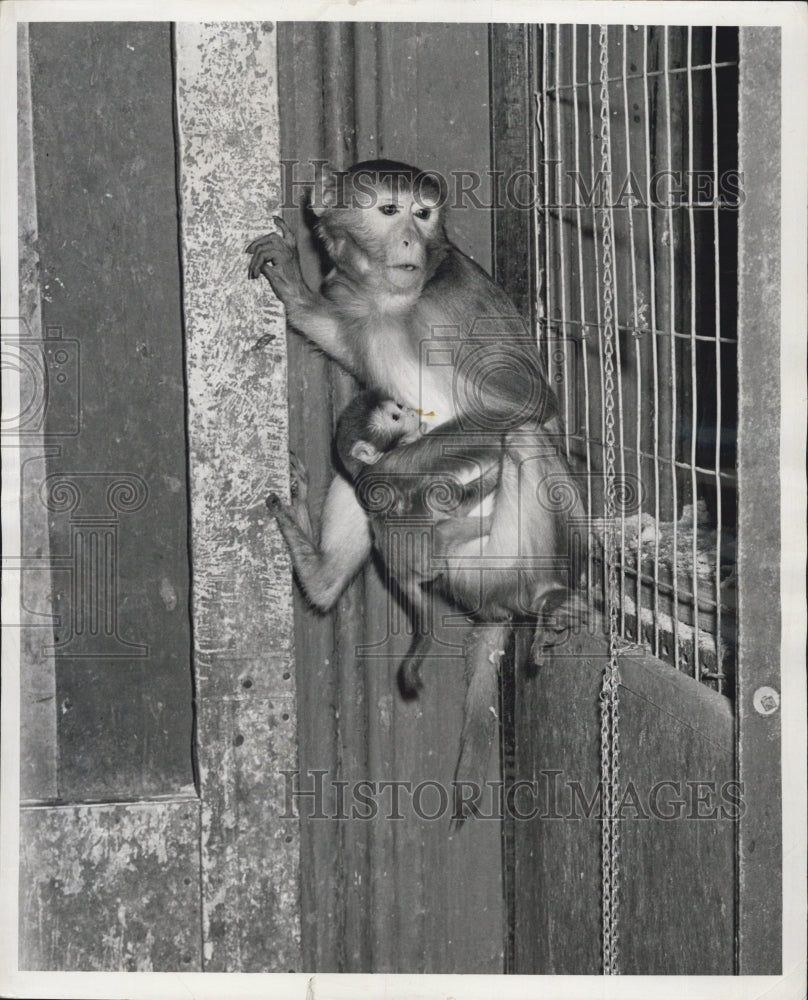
268, 390, 502, 640
337, 390, 501, 533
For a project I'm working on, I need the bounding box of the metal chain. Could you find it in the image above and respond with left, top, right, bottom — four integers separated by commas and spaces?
597, 23, 621, 977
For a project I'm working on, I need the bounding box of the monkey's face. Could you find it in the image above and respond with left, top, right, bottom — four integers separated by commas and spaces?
371, 399, 423, 446
358, 179, 442, 287
314, 172, 446, 294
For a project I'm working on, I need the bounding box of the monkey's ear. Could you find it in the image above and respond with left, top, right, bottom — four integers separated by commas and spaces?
309, 166, 342, 218
350, 440, 383, 466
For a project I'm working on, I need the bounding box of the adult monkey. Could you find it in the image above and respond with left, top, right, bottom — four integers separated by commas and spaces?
247, 160, 579, 819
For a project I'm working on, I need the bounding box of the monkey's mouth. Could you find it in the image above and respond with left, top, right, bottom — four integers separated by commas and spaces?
387, 263, 423, 288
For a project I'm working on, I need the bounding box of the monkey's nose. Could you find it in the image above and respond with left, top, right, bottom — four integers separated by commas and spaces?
403, 239, 410, 247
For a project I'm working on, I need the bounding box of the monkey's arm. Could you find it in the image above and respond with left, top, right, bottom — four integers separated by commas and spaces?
268, 473, 371, 612
247, 218, 355, 371
387, 425, 505, 500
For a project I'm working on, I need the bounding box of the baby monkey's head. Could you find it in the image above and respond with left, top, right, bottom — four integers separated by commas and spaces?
336, 389, 422, 478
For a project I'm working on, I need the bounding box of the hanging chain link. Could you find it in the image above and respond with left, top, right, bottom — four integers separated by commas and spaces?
597, 24, 621, 977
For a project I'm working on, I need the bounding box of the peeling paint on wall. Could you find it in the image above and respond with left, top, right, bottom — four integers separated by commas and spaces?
174, 22, 301, 972
19, 799, 202, 971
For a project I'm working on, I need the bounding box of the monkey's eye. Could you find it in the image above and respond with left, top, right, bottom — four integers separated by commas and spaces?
379, 204, 399, 216
414, 208, 431, 220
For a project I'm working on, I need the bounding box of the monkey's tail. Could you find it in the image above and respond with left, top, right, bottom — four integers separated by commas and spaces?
450, 624, 510, 830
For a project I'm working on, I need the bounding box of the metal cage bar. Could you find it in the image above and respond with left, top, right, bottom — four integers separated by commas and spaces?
641, 26, 664, 661
686, 26, 701, 680
571, 26, 596, 617
621, 25, 645, 638
661, 26, 682, 671
710, 27, 725, 691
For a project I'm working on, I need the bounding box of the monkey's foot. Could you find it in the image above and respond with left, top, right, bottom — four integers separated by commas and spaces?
288, 452, 309, 503
397, 658, 424, 700
530, 600, 586, 667
266, 490, 305, 529
266, 492, 284, 515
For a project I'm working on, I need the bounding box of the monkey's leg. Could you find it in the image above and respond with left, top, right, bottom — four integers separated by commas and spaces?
453, 456, 502, 515
451, 622, 510, 828
246, 218, 354, 370
268, 475, 372, 612
397, 514, 496, 698
391, 565, 443, 699
432, 514, 493, 557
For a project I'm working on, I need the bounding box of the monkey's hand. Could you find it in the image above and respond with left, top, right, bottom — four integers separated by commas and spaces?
247, 218, 352, 371
246, 217, 309, 309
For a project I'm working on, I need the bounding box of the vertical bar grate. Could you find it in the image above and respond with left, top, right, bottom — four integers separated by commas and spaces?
533, 24, 739, 693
